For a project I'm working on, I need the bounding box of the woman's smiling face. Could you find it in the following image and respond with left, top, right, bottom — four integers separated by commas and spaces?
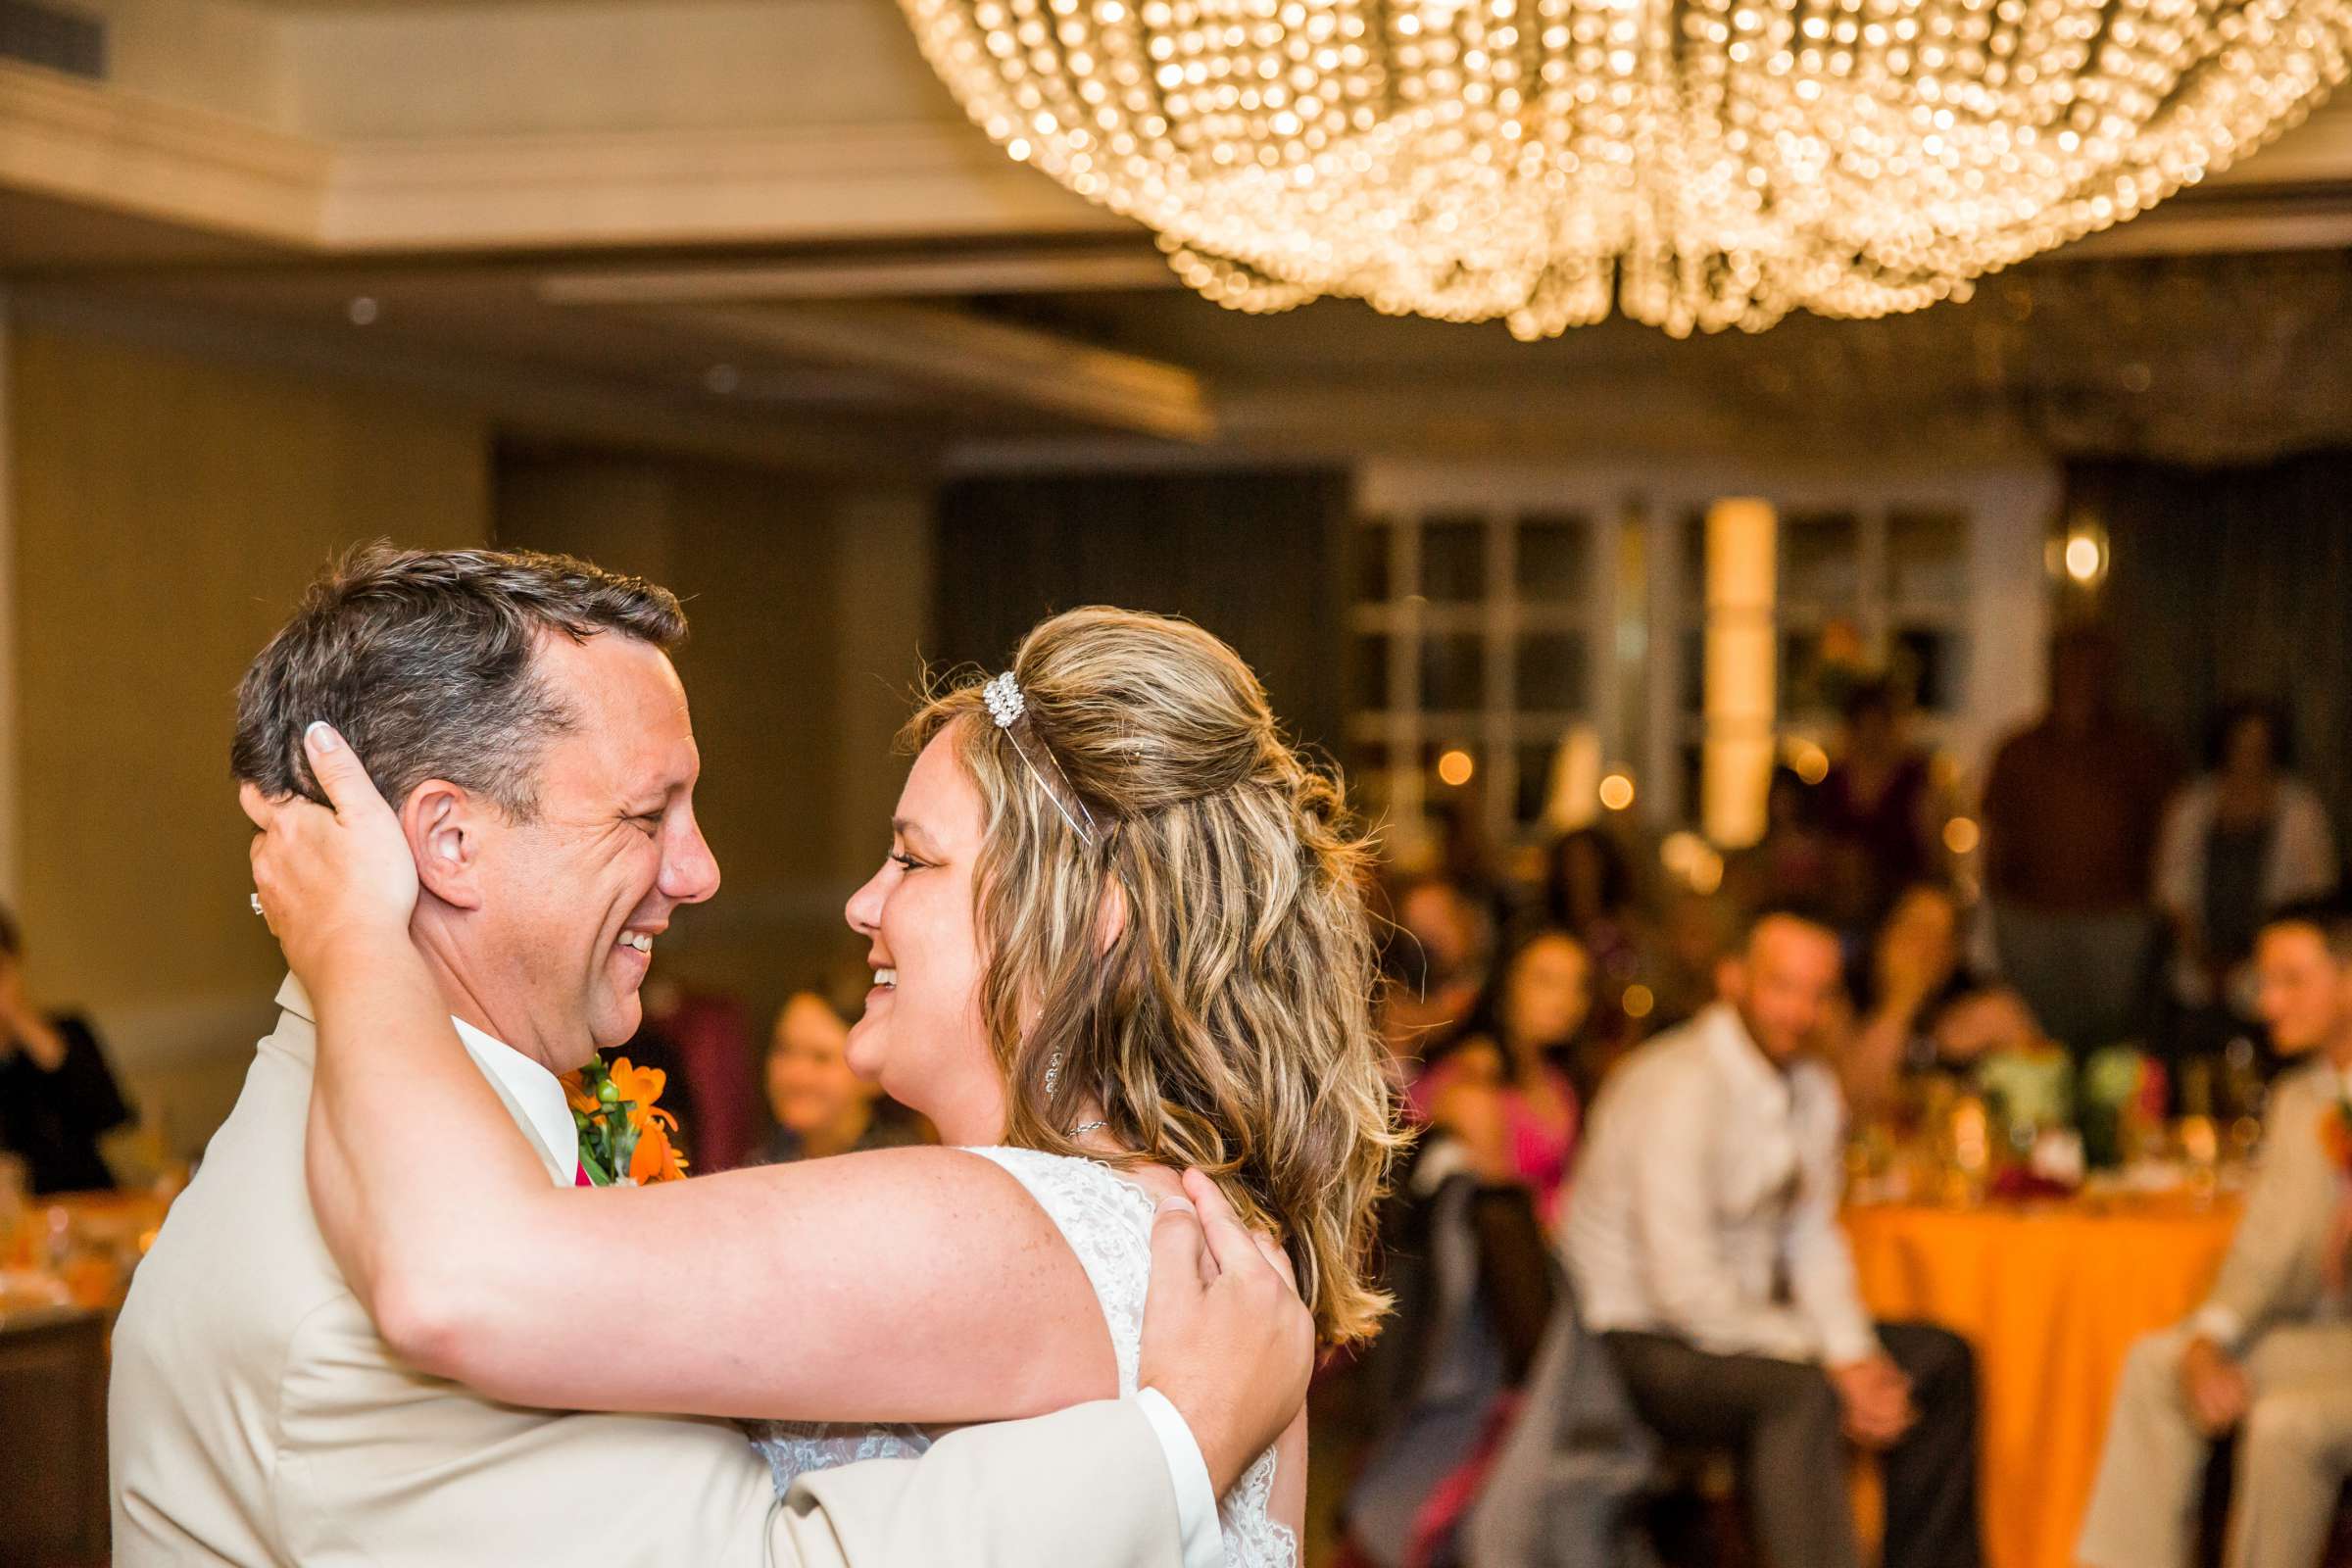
841, 726, 1004, 1144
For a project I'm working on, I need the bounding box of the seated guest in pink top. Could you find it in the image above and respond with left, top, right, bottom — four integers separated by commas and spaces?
760, 990, 930, 1165
1414, 927, 1588, 1229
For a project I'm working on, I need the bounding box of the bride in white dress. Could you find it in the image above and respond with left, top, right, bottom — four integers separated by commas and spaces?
755, 1141, 1293, 1562
248, 606, 1403, 1566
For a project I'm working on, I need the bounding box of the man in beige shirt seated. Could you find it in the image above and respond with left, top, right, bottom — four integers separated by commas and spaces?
1564, 905, 1983, 1568
110, 545, 1307, 1567
2080, 898, 2352, 1568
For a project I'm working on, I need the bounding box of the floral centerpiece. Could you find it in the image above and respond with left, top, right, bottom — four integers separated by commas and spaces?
561, 1055, 688, 1186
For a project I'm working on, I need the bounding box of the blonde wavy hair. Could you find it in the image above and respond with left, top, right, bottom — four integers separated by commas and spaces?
906, 607, 1405, 1347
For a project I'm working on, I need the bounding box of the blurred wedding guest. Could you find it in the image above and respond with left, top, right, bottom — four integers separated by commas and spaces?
2155, 700, 2338, 1050
1425, 797, 1510, 932
0, 906, 132, 1195
1838, 882, 1976, 1120
1413, 928, 1588, 1228
1565, 905, 1984, 1568
760, 991, 926, 1164
1821, 680, 1944, 926
1643, 889, 1741, 1037
2079, 898, 2352, 1568
1381, 876, 1495, 1071
1724, 765, 1855, 925
1981, 625, 2178, 1053
1540, 827, 1644, 1050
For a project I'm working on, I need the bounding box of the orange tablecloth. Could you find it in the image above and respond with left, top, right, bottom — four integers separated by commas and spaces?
1844, 1196, 2241, 1568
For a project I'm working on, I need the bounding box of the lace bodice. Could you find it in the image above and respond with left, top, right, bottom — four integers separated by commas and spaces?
748, 1146, 1295, 1568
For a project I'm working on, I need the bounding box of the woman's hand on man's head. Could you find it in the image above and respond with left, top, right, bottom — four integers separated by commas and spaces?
242, 722, 421, 985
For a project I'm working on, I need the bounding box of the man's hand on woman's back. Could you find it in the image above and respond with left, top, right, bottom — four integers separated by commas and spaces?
1138, 1168, 1314, 1495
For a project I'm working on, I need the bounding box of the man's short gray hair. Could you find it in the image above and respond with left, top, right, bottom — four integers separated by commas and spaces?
231, 544, 686, 818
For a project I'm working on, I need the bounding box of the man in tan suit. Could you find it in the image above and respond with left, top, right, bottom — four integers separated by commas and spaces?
111, 546, 1308, 1567
2080, 898, 2352, 1568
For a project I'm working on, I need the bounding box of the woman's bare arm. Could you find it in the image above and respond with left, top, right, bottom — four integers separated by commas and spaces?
298, 938, 1114, 1420
256, 733, 1115, 1425
305, 990, 1112, 1422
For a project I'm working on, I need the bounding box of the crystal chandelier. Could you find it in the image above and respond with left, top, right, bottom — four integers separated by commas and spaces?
897, 0, 2352, 335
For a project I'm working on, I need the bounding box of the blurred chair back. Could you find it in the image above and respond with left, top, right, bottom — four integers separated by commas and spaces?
1345, 1141, 1565, 1567
1462, 1279, 1659, 1568
666, 993, 760, 1174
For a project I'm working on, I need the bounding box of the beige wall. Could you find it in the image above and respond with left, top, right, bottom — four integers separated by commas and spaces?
8, 323, 491, 1154
281, 0, 957, 139
2, 326, 934, 1161
63, 0, 295, 130
61, 0, 962, 139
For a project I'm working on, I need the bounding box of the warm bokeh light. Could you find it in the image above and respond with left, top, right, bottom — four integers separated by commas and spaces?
1623, 984, 1656, 1020
2064, 533, 2105, 584
1598, 771, 1636, 811
1661, 831, 1727, 895
1787, 738, 1831, 786
1950, 1099, 1990, 1175
2180, 1115, 2219, 1167
904, 0, 2352, 336
1943, 816, 1982, 856
1703, 500, 1776, 846
1436, 748, 1476, 788
1660, 830, 1707, 876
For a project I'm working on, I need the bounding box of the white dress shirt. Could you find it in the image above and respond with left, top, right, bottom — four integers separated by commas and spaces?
452, 1015, 580, 1181
1564, 1002, 1880, 1365
447, 1005, 1223, 1567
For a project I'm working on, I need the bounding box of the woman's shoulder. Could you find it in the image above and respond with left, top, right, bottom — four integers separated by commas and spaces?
958, 1146, 1165, 1235
959, 1146, 1163, 1390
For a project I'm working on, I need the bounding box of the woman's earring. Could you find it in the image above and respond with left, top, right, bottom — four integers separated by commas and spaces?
1044, 1051, 1062, 1097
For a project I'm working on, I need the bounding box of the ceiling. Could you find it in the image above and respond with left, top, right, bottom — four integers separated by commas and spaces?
19, 236, 2352, 472
9, 0, 2352, 473
0, 189, 278, 269
230, 0, 753, 8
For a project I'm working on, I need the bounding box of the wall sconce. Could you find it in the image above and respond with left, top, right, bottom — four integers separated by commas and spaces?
2048, 513, 2110, 589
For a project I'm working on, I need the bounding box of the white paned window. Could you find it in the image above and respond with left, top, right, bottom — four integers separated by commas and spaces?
1348, 509, 1601, 847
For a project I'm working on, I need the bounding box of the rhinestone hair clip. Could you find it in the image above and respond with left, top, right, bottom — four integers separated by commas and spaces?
983, 671, 1101, 848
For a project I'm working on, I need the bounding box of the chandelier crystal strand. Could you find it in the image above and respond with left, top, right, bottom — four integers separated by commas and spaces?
905, 0, 2352, 333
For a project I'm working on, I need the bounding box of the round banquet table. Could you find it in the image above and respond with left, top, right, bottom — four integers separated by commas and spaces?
1842, 1194, 2241, 1568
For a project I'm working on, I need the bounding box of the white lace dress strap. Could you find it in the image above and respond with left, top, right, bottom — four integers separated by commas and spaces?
747, 1147, 1294, 1568
961, 1146, 1296, 1568
960, 1145, 1158, 1392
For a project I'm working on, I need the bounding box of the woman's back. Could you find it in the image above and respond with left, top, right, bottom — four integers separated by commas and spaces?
753, 1147, 1303, 1568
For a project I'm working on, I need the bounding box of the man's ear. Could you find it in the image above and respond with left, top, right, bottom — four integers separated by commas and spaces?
402, 780, 487, 910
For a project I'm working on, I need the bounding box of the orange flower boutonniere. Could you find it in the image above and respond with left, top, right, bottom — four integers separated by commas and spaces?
560, 1054, 690, 1186
2321, 1097, 2352, 1180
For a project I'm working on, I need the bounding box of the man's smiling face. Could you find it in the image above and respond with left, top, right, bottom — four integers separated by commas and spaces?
457, 631, 719, 1069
